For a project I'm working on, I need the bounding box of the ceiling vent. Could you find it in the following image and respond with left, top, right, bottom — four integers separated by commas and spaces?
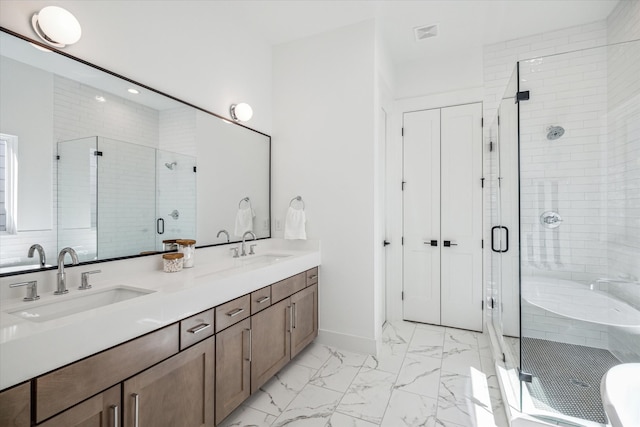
414, 24, 438, 41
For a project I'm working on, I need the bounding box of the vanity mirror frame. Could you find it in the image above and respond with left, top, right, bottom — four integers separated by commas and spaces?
0, 27, 271, 277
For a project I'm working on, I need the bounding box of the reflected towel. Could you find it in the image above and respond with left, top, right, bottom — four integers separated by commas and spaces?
234, 207, 255, 237
284, 206, 306, 240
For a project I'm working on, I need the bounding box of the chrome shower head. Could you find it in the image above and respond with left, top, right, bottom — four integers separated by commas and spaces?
546, 125, 565, 140
165, 161, 177, 170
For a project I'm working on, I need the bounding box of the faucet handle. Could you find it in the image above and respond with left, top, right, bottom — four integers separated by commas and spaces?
249, 244, 257, 255
79, 270, 101, 290
230, 247, 240, 258
10, 281, 39, 301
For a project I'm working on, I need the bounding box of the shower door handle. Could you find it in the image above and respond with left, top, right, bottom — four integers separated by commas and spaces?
491, 226, 508, 253
502, 226, 509, 253
157, 218, 165, 235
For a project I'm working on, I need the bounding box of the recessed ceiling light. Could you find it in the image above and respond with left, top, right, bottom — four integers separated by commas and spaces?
95, 95, 106, 102
128, 88, 140, 94
414, 24, 438, 42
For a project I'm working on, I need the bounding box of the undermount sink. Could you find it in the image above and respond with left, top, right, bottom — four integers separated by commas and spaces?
241, 253, 291, 266
8, 286, 154, 323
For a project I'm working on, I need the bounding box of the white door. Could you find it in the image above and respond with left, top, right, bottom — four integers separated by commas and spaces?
440, 103, 484, 331
402, 109, 441, 324
379, 107, 388, 327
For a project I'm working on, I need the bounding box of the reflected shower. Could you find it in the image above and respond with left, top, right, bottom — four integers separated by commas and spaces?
165, 161, 177, 170
546, 125, 565, 140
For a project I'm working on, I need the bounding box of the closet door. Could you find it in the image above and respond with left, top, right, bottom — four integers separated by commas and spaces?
402, 109, 441, 324
440, 103, 483, 331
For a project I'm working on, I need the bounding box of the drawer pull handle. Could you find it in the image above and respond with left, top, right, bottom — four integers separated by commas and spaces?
244, 328, 252, 362
292, 302, 297, 329
256, 296, 270, 304
227, 307, 245, 317
187, 323, 211, 334
132, 393, 139, 427
111, 404, 119, 427
308, 274, 318, 280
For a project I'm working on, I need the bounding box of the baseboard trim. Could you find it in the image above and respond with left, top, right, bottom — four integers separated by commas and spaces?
316, 329, 377, 355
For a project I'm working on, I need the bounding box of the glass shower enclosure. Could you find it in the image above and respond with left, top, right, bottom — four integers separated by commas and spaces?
57, 136, 196, 261
489, 39, 640, 426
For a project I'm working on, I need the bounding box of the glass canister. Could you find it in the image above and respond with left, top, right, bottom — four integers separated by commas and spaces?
162, 252, 184, 273
162, 239, 178, 252
176, 239, 196, 268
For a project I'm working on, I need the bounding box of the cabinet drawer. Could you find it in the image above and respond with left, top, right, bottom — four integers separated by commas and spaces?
38, 385, 120, 427
36, 324, 179, 423
215, 295, 250, 332
271, 273, 306, 303
306, 267, 319, 286
0, 382, 30, 427
251, 286, 272, 314
180, 308, 215, 350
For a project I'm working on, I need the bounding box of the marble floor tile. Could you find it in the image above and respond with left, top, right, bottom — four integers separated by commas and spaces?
291, 342, 334, 370
437, 371, 474, 426
441, 344, 482, 376
363, 339, 407, 374
246, 363, 318, 416
310, 348, 367, 392
327, 412, 379, 427
394, 353, 442, 398
408, 327, 445, 358
380, 389, 440, 427
382, 321, 416, 346
218, 405, 277, 427
444, 328, 479, 348
336, 368, 397, 424
272, 384, 343, 427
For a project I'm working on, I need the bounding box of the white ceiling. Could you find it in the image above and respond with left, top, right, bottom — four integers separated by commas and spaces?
217, 0, 619, 65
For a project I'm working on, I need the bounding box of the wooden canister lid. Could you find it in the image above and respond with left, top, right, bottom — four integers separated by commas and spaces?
176, 239, 196, 246
162, 239, 177, 244
162, 253, 184, 260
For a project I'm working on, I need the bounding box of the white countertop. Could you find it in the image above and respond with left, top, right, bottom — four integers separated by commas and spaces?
0, 239, 321, 390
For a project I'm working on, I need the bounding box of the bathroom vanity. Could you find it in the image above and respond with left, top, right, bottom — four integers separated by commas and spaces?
0, 244, 320, 427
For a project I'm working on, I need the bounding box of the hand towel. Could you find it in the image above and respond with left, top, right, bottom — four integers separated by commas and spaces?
284, 206, 306, 240
234, 207, 255, 237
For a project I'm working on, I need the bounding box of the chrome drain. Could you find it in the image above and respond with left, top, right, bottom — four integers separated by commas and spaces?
570, 379, 590, 388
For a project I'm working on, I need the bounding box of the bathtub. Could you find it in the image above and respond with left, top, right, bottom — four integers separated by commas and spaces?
522, 276, 640, 331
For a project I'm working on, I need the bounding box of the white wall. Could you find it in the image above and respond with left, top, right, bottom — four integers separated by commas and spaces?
0, 0, 273, 135
272, 20, 378, 353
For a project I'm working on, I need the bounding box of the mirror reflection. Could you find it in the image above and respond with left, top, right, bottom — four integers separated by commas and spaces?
0, 29, 270, 275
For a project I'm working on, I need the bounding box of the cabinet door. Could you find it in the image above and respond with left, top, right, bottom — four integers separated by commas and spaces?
0, 382, 30, 427
39, 385, 120, 427
215, 318, 251, 425
291, 283, 318, 358
123, 337, 214, 427
251, 297, 291, 393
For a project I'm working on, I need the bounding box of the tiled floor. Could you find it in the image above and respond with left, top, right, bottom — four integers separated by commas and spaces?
220, 321, 509, 427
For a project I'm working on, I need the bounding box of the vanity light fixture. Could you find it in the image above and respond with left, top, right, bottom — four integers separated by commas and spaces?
128, 88, 140, 94
31, 6, 82, 48
230, 103, 253, 122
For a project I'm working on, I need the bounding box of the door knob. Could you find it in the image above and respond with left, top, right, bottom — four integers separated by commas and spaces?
443, 240, 457, 247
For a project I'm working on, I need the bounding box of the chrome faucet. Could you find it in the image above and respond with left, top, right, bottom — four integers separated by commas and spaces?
217, 229, 230, 243
241, 231, 257, 256
28, 244, 46, 267
56, 247, 79, 295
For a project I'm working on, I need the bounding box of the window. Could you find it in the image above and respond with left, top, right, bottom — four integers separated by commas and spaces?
0, 133, 18, 234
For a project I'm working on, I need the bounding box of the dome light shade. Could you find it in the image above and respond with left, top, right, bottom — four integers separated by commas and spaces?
32, 6, 82, 48
230, 103, 253, 122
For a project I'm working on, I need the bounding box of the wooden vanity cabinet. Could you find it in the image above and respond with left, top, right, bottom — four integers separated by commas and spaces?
0, 382, 30, 427
38, 385, 120, 427
250, 297, 291, 393
123, 336, 215, 427
291, 283, 318, 358
215, 318, 251, 424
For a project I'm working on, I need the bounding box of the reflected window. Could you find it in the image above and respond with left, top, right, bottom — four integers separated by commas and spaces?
0, 133, 18, 234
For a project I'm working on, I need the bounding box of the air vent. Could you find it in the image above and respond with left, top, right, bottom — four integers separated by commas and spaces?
414, 24, 438, 41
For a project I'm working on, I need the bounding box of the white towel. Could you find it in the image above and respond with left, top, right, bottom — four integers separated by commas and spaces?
284, 206, 306, 240
234, 207, 255, 237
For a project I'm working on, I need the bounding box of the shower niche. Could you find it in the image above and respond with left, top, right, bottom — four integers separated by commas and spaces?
57, 136, 196, 261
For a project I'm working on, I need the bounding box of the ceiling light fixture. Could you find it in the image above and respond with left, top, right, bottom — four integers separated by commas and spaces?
31, 6, 82, 48
95, 95, 106, 103
230, 103, 253, 122
128, 88, 140, 94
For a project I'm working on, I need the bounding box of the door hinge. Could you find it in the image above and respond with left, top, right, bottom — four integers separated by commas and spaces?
489, 140, 494, 152
481, 300, 484, 310
56, 155, 60, 160
402, 181, 406, 191
193, 166, 197, 173
515, 90, 530, 103
490, 298, 495, 309
94, 151, 103, 156
401, 127, 404, 137
502, 353, 506, 363
401, 236, 404, 245
498, 115, 501, 126
481, 239, 484, 249
519, 370, 533, 383
402, 291, 404, 300
481, 177, 485, 188
481, 117, 484, 127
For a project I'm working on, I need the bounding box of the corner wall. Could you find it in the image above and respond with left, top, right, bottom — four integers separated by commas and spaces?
272, 20, 378, 353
